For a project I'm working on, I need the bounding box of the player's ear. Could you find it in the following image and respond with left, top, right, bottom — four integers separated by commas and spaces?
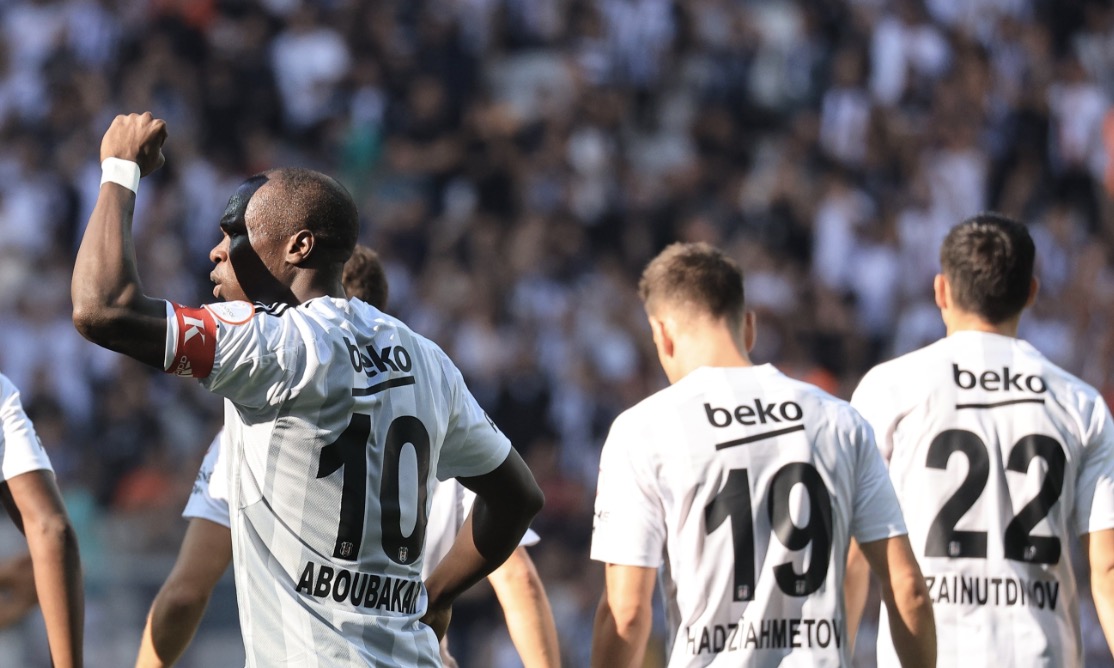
649, 315, 673, 358
287, 230, 314, 265
933, 274, 948, 311
742, 310, 757, 353
1025, 277, 1039, 308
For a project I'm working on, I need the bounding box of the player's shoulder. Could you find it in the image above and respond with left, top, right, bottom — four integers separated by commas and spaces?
858, 339, 949, 391
1023, 341, 1107, 415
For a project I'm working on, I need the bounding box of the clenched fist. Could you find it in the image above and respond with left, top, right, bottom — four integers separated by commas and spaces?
100, 112, 167, 177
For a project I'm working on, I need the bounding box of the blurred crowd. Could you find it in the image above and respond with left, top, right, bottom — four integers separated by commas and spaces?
1, 0, 1114, 664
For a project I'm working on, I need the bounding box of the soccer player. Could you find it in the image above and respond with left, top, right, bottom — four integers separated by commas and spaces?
0, 372, 83, 667
136, 247, 559, 668
848, 212, 1114, 667
590, 242, 935, 668
72, 112, 544, 666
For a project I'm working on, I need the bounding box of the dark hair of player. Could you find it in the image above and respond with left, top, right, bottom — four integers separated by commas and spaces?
638, 242, 746, 331
260, 167, 359, 265
343, 245, 389, 310
940, 212, 1035, 324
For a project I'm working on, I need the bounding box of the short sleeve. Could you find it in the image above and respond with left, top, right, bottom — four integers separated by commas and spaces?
590, 412, 666, 568
1074, 400, 1114, 535
435, 365, 511, 481
849, 417, 908, 544
182, 431, 231, 528
163, 300, 299, 408
0, 375, 53, 481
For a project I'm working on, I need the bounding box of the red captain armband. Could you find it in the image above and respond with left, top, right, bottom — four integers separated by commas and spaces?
169, 304, 218, 379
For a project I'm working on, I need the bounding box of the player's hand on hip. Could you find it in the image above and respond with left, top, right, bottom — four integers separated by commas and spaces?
420, 604, 452, 641
100, 112, 167, 176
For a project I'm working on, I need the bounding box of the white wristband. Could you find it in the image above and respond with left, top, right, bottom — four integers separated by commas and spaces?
101, 158, 141, 194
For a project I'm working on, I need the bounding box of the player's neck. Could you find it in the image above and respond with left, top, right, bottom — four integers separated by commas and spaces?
672, 332, 753, 381
288, 272, 347, 305
945, 311, 1021, 338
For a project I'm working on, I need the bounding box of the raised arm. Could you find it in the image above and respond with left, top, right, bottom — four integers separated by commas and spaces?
71, 112, 169, 368
858, 535, 935, 668
2, 471, 83, 668
1084, 528, 1114, 654
590, 563, 656, 668
487, 546, 561, 668
422, 449, 543, 638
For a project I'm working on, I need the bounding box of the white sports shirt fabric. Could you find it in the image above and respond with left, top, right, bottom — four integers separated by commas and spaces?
183, 430, 230, 528
163, 297, 511, 668
0, 372, 54, 481
591, 364, 906, 667
852, 331, 1114, 668
185, 431, 539, 562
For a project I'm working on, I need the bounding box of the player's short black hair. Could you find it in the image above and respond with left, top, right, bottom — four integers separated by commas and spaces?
261, 167, 359, 263
343, 245, 389, 310
639, 242, 745, 329
940, 212, 1035, 324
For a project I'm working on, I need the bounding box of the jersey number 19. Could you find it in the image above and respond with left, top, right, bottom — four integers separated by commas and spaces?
705, 462, 833, 602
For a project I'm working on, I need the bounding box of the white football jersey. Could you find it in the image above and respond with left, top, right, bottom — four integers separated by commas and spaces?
591, 364, 906, 668
0, 372, 53, 481
163, 297, 512, 668
422, 478, 540, 579
185, 430, 540, 564
183, 430, 230, 528
852, 331, 1114, 668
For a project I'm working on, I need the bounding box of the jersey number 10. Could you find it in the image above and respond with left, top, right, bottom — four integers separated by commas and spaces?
318, 414, 432, 564
705, 463, 833, 602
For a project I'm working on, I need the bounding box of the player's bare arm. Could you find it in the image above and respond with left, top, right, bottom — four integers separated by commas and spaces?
858, 535, 935, 668
1084, 529, 1114, 654
1, 471, 84, 668
136, 518, 232, 668
590, 563, 655, 668
422, 449, 543, 639
72, 112, 169, 367
487, 546, 561, 668
844, 538, 871, 651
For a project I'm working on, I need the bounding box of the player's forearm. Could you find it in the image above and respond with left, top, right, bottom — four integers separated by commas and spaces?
880, 573, 935, 668
424, 498, 538, 612
1092, 568, 1114, 652
844, 540, 871, 651
26, 514, 83, 668
72, 185, 165, 364
590, 594, 650, 668
489, 548, 560, 668
136, 591, 210, 668
427, 453, 544, 612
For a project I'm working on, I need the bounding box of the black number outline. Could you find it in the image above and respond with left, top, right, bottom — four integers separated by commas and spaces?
704, 462, 834, 600
924, 429, 1066, 565
925, 430, 990, 559
379, 416, 431, 565
1003, 434, 1066, 564
768, 463, 833, 597
318, 414, 431, 564
705, 469, 755, 601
